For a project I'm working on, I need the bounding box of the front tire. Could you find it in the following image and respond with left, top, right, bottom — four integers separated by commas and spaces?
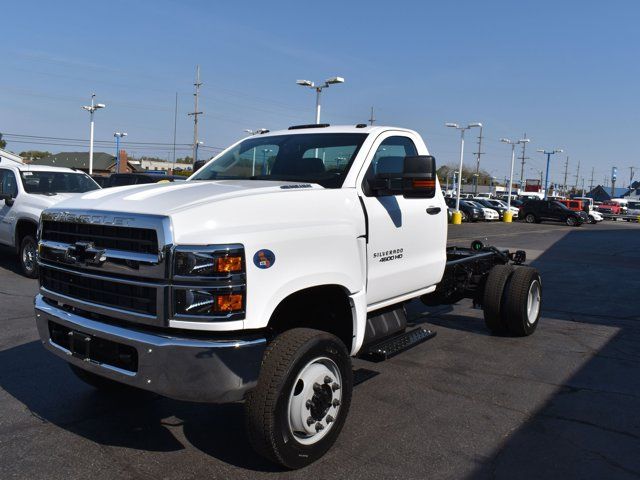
245, 328, 353, 469
19, 235, 38, 278
566, 216, 577, 227
524, 213, 537, 224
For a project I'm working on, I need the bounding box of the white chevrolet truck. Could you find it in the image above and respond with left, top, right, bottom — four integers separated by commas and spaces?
35, 125, 541, 468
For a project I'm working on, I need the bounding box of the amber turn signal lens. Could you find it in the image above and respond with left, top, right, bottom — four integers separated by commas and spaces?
215, 294, 243, 312
217, 256, 243, 272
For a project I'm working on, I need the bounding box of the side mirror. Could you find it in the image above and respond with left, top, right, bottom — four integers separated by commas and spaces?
368, 155, 437, 198
193, 160, 206, 172
0, 193, 14, 206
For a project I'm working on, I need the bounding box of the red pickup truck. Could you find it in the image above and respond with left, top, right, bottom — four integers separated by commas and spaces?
597, 201, 622, 215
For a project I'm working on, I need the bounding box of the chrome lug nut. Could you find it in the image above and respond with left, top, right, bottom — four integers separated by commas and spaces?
332, 399, 341, 407
326, 415, 334, 424
324, 375, 332, 384
305, 400, 313, 410
315, 422, 324, 432
332, 382, 340, 391
313, 382, 322, 392
307, 416, 315, 426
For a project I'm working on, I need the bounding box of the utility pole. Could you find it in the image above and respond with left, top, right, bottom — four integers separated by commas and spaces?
573, 159, 580, 191
368, 106, 376, 126
188, 66, 203, 162
589, 167, 595, 192
604, 176, 609, 188
473, 126, 484, 195
629, 166, 635, 188
518, 132, 529, 186
172, 92, 178, 171
562, 156, 569, 196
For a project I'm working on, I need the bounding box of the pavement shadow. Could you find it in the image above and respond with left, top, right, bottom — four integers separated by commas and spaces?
0, 339, 379, 472
0, 245, 23, 276
463, 226, 640, 479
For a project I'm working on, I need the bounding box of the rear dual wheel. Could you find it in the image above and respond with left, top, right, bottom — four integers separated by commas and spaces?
483, 266, 541, 336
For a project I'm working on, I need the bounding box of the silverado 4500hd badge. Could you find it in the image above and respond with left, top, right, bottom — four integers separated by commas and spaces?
373, 248, 404, 263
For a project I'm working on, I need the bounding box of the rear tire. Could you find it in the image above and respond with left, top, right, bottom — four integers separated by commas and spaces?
19, 235, 38, 278
483, 264, 514, 334
245, 328, 353, 469
503, 267, 542, 336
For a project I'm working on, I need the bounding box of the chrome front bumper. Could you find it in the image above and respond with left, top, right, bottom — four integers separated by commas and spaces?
34, 295, 266, 403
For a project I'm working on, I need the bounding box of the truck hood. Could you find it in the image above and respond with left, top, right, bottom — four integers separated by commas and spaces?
51, 180, 325, 215
24, 192, 78, 209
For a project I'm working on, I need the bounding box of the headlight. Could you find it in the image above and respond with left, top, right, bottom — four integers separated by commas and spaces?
172, 245, 246, 320
174, 245, 244, 277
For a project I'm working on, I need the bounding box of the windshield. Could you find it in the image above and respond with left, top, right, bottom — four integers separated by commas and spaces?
190, 133, 368, 188
552, 201, 571, 210
20, 171, 100, 194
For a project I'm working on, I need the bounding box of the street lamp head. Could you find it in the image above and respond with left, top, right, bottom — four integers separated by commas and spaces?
325, 76, 345, 85
296, 79, 314, 87
519, 138, 530, 144
445, 123, 459, 128
468, 122, 482, 128
81, 106, 91, 111
537, 149, 545, 153
95, 103, 106, 109
500, 138, 512, 144
556, 149, 564, 153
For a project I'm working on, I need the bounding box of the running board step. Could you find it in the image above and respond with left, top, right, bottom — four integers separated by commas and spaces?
360, 327, 436, 362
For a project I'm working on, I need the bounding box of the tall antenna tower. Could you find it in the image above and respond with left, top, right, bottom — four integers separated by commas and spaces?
188, 65, 203, 161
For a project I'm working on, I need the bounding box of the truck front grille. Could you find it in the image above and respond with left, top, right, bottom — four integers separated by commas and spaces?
41, 266, 157, 316
41, 220, 158, 254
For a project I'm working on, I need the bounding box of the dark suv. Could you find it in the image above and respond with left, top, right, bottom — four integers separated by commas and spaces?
445, 197, 484, 222
520, 200, 588, 226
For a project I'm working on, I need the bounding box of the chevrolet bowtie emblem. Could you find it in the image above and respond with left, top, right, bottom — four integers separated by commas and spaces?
65, 241, 107, 266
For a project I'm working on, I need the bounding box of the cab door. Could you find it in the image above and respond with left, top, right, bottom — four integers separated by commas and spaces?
357, 132, 447, 306
0, 169, 18, 245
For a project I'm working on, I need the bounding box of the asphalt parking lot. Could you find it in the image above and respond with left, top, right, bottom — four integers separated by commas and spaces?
1, 221, 639, 479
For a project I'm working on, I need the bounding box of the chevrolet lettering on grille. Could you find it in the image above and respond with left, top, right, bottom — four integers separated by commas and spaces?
49, 212, 135, 227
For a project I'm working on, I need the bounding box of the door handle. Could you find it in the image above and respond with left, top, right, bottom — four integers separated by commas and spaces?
426, 207, 441, 215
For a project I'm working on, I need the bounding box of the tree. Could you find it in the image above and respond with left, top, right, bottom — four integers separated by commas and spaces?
0, 133, 6, 149
176, 156, 194, 164
437, 164, 495, 189
19, 150, 51, 162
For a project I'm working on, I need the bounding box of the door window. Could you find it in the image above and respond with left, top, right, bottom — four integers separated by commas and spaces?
362, 136, 418, 196
0, 169, 18, 197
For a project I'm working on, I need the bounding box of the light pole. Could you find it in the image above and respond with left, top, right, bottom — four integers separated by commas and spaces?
501, 137, 530, 220
82, 94, 106, 175
113, 132, 127, 173
296, 77, 345, 124
537, 149, 563, 199
446, 122, 482, 223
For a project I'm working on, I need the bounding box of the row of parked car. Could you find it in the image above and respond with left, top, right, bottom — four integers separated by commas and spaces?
444, 193, 608, 227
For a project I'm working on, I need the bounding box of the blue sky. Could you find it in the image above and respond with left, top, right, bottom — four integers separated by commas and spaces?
2, 0, 639, 187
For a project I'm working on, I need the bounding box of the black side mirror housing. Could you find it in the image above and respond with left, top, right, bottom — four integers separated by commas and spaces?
369, 155, 437, 198
0, 193, 14, 206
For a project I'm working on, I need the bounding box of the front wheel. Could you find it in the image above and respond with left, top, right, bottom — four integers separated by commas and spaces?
245, 328, 353, 469
524, 213, 537, 224
19, 235, 39, 278
588, 215, 597, 224
566, 216, 578, 227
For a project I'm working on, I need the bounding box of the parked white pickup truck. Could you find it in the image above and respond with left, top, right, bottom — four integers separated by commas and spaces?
35, 125, 541, 468
0, 162, 100, 277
